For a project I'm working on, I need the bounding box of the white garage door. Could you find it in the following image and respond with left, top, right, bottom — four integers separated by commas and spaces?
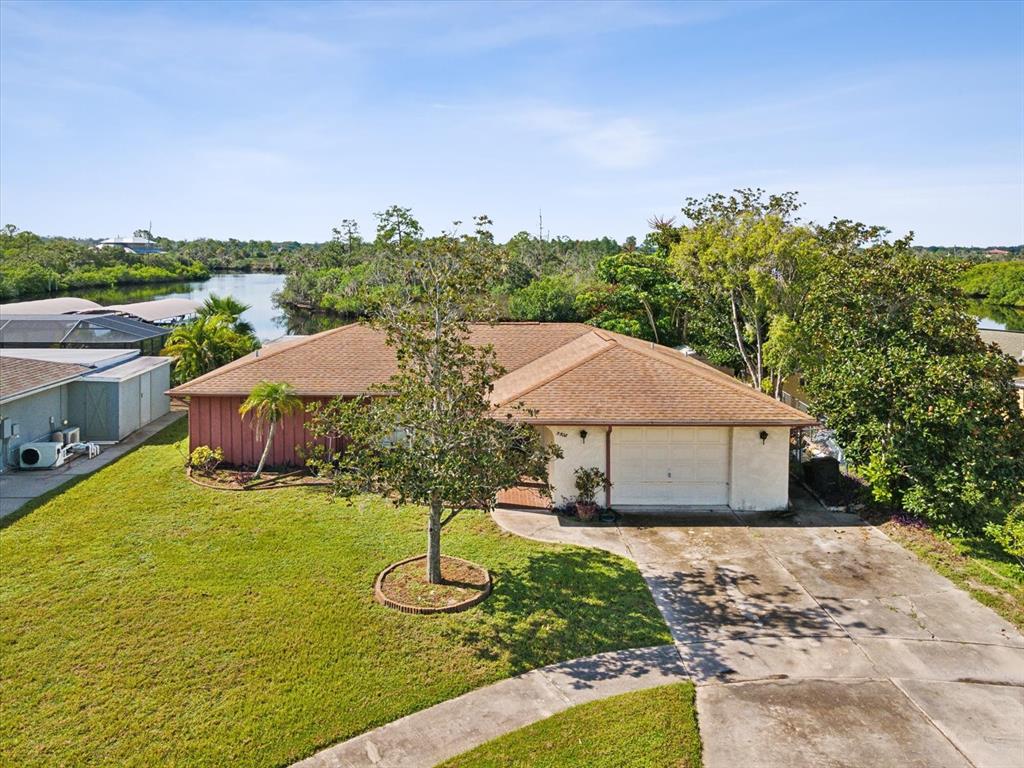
611, 427, 730, 505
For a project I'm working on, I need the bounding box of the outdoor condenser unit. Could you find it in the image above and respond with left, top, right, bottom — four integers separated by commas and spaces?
18, 442, 67, 469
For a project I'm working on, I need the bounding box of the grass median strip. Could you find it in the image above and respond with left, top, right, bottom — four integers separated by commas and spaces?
439, 682, 702, 768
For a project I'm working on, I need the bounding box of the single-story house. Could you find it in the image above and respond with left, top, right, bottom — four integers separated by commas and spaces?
0, 349, 171, 471
168, 322, 816, 511
979, 328, 1024, 410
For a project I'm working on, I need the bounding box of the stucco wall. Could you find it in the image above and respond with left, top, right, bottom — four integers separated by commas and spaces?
0, 386, 69, 469
543, 425, 610, 506
728, 426, 790, 510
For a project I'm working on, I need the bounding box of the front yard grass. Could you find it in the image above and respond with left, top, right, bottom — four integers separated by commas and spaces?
0, 420, 671, 767
439, 682, 702, 768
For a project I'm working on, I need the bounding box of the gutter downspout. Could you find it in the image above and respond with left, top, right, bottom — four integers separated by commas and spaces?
605, 425, 612, 509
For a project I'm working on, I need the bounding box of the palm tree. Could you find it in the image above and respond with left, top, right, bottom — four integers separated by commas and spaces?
162, 314, 259, 384
199, 293, 256, 336
239, 381, 302, 478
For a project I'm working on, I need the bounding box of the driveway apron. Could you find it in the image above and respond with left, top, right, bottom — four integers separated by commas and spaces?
492, 486, 1024, 768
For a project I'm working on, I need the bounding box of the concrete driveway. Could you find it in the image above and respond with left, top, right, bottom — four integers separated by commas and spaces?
492, 487, 1024, 768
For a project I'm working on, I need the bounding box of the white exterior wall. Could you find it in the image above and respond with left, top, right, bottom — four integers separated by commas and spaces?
543, 425, 610, 506
728, 426, 790, 510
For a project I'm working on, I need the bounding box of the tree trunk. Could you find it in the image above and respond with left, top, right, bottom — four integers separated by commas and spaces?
730, 292, 758, 386
427, 496, 443, 584
254, 421, 276, 479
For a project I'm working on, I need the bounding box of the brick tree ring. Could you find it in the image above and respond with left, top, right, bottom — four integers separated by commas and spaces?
374, 555, 492, 615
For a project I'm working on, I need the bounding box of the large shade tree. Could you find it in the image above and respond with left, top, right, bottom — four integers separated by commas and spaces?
800, 238, 1024, 531
671, 189, 824, 397
308, 214, 560, 584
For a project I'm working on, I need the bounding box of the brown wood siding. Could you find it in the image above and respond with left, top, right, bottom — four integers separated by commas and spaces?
188, 396, 327, 468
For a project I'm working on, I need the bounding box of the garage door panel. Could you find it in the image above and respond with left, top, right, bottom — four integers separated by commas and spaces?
612, 426, 730, 506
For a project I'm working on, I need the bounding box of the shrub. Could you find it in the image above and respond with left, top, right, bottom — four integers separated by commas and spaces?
986, 504, 1024, 566
574, 466, 609, 506
508, 274, 581, 322
187, 445, 224, 475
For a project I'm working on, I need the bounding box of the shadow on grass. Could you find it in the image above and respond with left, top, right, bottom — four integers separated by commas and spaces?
445, 547, 671, 674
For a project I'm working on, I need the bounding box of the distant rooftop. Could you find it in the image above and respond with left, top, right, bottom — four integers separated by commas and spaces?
3, 296, 199, 324
0, 314, 168, 346
0, 348, 139, 368
0, 297, 103, 315
98, 235, 157, 246
979, 328, 1024, 363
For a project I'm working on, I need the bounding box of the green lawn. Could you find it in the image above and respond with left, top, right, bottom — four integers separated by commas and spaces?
0, 420, 670, 767
439, 683, 702, 768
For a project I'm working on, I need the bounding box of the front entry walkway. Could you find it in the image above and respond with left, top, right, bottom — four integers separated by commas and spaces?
295, 486, 1023, 767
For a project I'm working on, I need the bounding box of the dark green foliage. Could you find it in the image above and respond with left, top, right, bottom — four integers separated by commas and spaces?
507, 274, 582, 322
575, 250, 689, 345
801, 241, 1024, 531
162, 314, 260, 384
958, 261, 1024, 307
0, 227, 209, 299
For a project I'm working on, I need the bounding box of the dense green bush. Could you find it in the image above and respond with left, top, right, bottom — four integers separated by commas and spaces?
507, 274, 581, 322
0, 227, 209, 299
958, 261, 1024, 306
986, 504, 1024, 566
802, 243, 1024, 532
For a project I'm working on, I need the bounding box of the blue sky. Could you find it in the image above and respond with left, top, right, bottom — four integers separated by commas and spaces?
1, 0, 1021, 245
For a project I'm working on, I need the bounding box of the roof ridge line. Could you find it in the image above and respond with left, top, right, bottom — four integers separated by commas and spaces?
597, 327, 813, 419
492, 334, 616, 407
169, 322, 359, 393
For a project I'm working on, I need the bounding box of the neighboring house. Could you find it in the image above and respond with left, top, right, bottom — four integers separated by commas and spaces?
0, 349, 171, 471
0, 313, 169, 355
168, 322, 815, 511
979, 328, 1024, 410
95, 235, 164, 254
3, 296, 200, 325
0, 297, 104, 315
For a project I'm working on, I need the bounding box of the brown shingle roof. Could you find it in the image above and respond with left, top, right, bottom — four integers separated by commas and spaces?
169, 321, 814, 427
979, 329, 1024, 363
0, 356, 88, 403
493, 328, 815, 426
167, 322, 594, 398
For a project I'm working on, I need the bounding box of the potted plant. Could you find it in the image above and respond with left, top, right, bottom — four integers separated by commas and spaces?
574, 466, 608, 522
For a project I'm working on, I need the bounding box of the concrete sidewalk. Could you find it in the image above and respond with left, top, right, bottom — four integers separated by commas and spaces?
0, 411, 184, 520
292, 645, 689, 768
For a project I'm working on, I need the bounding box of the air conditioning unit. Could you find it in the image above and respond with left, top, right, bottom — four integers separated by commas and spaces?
61, 427, 80, 445
18, 442, 68, 469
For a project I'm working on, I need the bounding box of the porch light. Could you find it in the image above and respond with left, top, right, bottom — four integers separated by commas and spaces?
579, 429, 588, 443
759, 430, 769, 444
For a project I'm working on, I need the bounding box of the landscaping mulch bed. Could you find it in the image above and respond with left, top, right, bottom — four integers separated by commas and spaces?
187, 467, 330, 491
376, 555, 492, 614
